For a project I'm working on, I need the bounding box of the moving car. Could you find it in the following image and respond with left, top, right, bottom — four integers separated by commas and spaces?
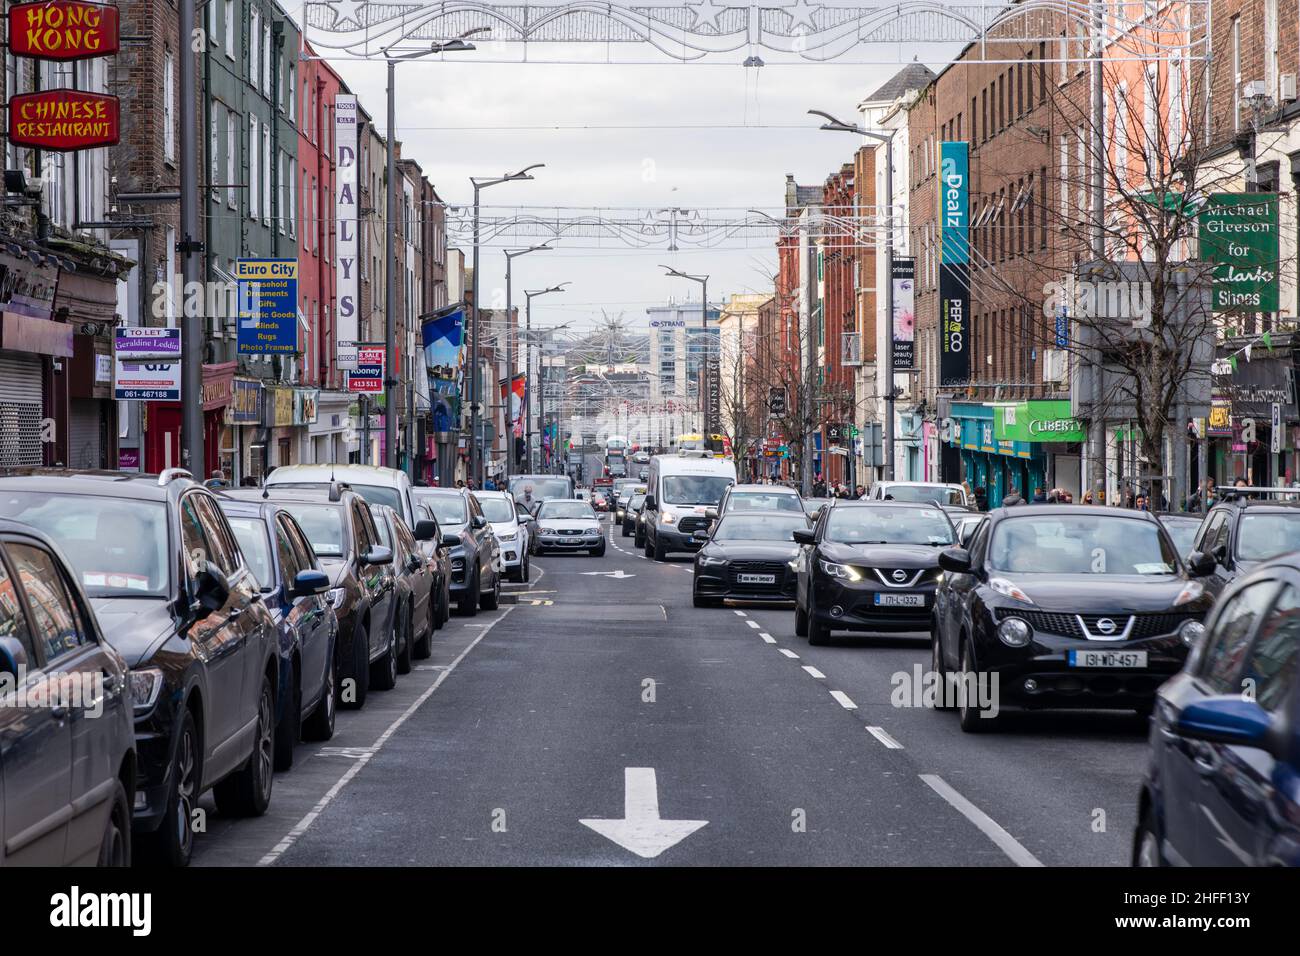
1133, 550, 1299, 866
474, 490, 532, 582
711, 483, 805, 519
933, 506, 1214, 731
508, 474, 575, 506
0, 469, 280, 866
693, 511, 810, 607
1189, 490, 1300, 597
372, 505, 435, 673
794, 501, 953, 646
633, 497, 650, 549
867, 481, 971, 508
1152, 513, 1202, 562
610, 479, 642, 522
621, 492, 646, 537
643, 453, 737, 560
413, 488, 501, 615
533, 499, 605, 556
0, 518, 135, 866
217, 493, 338, 769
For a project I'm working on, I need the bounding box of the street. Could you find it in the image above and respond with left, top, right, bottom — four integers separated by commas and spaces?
191, 514, 1148, 867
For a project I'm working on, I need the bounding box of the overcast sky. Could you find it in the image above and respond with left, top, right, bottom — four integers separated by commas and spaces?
304, 15, 904, 336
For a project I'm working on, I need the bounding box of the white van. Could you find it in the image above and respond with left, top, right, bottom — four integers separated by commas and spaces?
642, 453, 737, 560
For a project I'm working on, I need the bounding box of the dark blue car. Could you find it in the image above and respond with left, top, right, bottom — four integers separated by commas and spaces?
218, 495, 338, 771
1134, 553, 1300, 866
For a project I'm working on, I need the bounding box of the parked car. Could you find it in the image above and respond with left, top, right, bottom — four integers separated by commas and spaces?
516, 498, 541, 548
371, 505, 436, 672
0, 518, 135, 866
412, 488, 501, 615
533, 499, 605, 556
794, 501, 953, 646
413, 502, 453, 632
264, 463, 420, 529
216, 493, 338, 768
262, 486, 399, 709
1152, 513, 1202, 562
1189, 493, 1300, 598
693, 511, 810, 607
621, 493, 646, 537
933, 506, 1214, 732
1133, 551, 1300, 866
0, 469, 280, 866
474, 490, 531, 582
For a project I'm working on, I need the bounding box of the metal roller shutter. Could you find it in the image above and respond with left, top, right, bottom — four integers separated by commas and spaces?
68, 399, 105, 469
0, 352, 43, 466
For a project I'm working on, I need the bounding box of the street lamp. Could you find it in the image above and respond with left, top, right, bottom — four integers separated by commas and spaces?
380, 32, 483, 473
505, 243, 552, 479
810, 108, 897, 482
469, 163, 545, 486
524, 284, 568, 472
660, 265, 710, 436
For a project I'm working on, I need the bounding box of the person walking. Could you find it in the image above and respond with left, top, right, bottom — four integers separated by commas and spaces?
204, 468, 228, 489
1002, 485, 1025, 507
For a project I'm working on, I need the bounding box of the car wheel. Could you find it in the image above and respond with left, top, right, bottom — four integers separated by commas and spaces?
1133, 806, 1163, 867
138, 708, 199, 866
692, 591, 720, 608
653, 534, 667, 561
397, 602, 414, 675
97, 778, 131, 867
370, 614, 399, 691
957, 639, 999, 732
794, 600, 808, 637
214, 674, 275, 817
807, 599, 831, 646
593, 542, 607, 557
521, 556, 530, 583
343, 619, 369, 710
273, 664, 300, 772
303, 642, 337, 741
931, 620, 954, 711
481, 570, 501, 610
458, 572, 479, 616
621, 524, 630, 537
415, 604, 434, 659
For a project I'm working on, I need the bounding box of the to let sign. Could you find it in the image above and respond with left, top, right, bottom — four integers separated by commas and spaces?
8, 1, 120, 60
8, 89, 119, 150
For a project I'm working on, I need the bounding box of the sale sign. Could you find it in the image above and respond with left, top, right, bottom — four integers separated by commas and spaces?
8, 1, 120, 60
345, 346, 385, 394
8, 89, 119, 150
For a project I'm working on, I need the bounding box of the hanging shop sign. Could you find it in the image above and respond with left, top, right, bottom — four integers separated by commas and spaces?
294, 388, 320, 426
1198, 193, 1280, 313
264, 386, 294, 428
8, 1, 120, 60
937, 141, 969, 386
229, 379, 263, 425
113, 328, 180, 401
334, 93, 359, 369
891, 256, 915, 370
994, 400, 1086, 444
8, 89, 119, 150
235, 258, 298, 354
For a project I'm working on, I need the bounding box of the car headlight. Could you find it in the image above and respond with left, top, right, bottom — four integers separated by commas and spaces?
1178, 618, 1206, 647
325, 586, 347, 610
990, 576, 1035, 604
818, 559, 862, 582
129, 667, 164, 713
586, 527, 601, 536
698, 553, 729, 567
498, 530, 518, 541
451, 558, 465, 571
661, 511, 677, 524
996, 617, 1033, 647
1172, 580, 1204, 607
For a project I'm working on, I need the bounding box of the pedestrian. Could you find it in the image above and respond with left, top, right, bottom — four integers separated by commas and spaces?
973, 485, 988, 511
1002, 485, 1025, 507
239, 475, 258, 487
484, 476, 497, 491
854, 484, 865, 499
204, 468, 228, 489
1082, 489, 1094, 505
1031, 485, 1048, 504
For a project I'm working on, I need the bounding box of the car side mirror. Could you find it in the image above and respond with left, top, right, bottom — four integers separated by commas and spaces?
292, 568, 330, 598
1175, 697, 1277, 754
472, 515, 487, 529
692, 529, 709, 542
792, 529, 816, 546
194, 561, 231, 617
406, 554, 422, 573
938, 548, 973, 574
413, 519, 438, 541
644, 496, 656, 510
704, 508, 719, 520
1187, 550, 1216, 577
0, 635, 28, 677
1212, 544, 1228, 565
442, 532, 461, 548
362, 545, 393, 565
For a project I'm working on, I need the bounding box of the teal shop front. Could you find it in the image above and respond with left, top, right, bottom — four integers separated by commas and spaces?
946, 403, 1045, 506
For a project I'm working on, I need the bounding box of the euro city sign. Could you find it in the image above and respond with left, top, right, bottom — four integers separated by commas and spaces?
994, 400, 1086, 444
7, 89, 118, 150
236, 259, 299, 354
1198, 193, 1279, 312
8, 1, 119, 61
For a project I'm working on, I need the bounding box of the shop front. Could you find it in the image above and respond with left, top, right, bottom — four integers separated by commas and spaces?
1209, 347, 1298, 486
306, 390, 351, 466
228, 378, 263, 483
946, 401, 1052, 506
993, 400, 1086, 499
264, 386, 298, 468
0, 250, 60, 467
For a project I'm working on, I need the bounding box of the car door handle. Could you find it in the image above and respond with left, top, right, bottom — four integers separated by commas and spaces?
102, 672, 121, 694
1191, 742, 1219, 773
51, 705, 68, 720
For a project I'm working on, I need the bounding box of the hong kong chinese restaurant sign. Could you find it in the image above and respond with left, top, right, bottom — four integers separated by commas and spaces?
8, 89, 120, 150
8, 1, 120, 60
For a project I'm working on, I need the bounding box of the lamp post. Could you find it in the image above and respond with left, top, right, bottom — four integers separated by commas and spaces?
810, 109, 896, 482
660, 265, 710, 436
178, 0, 202, 475
505, 243, 552, 479
381, 34, 481, 472
470, 163, 544, 487
523, 284, 568, 471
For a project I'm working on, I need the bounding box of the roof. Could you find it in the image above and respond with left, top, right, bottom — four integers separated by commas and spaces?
862, 63, 937, 105
730, 483, 799, 494
991, 504, 1156, 519
266, 463, 410, 486
0, 469, 189, 500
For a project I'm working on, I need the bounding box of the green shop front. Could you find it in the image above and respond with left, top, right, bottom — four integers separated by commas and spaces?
946, 401, 1084, 505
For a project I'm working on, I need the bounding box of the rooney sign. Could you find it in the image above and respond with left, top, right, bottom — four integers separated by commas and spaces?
8, 89, 120, 150
8, 1, 119, 61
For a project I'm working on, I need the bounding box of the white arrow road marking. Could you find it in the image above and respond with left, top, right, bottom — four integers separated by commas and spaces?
580, 767, 708, 859
579, 569, 637, 578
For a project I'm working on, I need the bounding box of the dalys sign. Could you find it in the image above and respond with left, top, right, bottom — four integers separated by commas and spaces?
994, 400, 1086, 443
1198, 193, 1279, 312
8, 89, 118, 150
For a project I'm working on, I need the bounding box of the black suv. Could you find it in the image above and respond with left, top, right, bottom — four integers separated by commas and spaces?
263, 486, 399, 708
412, 488, 500, 616
0, 469, 280, 866
1191, 489, 1300, 598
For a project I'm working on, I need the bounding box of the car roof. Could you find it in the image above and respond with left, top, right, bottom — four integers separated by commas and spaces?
990, 504, 1157, 519
0, 468, 194, 501
265, 463, 410, 486
836, 499, 946, 510
729, 483, 798, 494
472, 489, 512, 499
413, 486, 469, 499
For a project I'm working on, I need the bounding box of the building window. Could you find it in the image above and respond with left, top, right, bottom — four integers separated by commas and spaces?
227, 112, 237, 207
287, 158, 296, 238
249, 115, 259, 220
210, 109, 220, 202
1231, 16, 1241, 135
262, 22, 271, 96
250, 7, 259, 87
262, 124, 271, 225
288, 63, 296, 121
163, 50, 175, 164
224, 0, 234, 58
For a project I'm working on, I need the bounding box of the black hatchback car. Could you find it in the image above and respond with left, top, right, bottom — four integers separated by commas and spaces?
933, 506, 1214, 731
793, 501, 954, 645
0, 469, 280, 866
693, 511, 809, 607
1190, 491, 1300, 598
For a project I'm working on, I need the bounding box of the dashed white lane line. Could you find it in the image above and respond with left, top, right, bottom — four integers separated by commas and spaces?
865, 725, 903, 749
920, 774, 1044, 867
829, 690, 858, 710
801, 665, 826, 679
758, 632, 777, 644
257, 608, 515, 866
745, 620, 760, 629
777, 648, 799, 659
733, 610, 747, 617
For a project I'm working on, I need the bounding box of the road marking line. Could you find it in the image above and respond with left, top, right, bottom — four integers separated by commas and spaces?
829, 690, 857, 709
865, 725, 903, 749
745, 620, 760, 629
777, 648, 799, 659
257, 607, 515, 866
733, 610, 747, 617
919, 774, 1043, 867
758, 632, 777, 644
801, 665, 826, 679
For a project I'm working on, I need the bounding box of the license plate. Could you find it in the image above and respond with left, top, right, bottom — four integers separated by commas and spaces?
738, 573, 776, 584
1068, 649, 1148, 668
875, 593, 924, 607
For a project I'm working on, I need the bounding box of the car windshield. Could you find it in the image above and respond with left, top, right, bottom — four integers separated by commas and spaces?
280, 504, 346, 557
715, 514, 809, 541
726, 492, 803, 513
629, 495, 646, 509
510, 478, 571, 501
417, 495, 468, 527
988, 515, 1177, 574
475, 496, 516, 523
273, 481, 403, 513
226, 516, 273, 590
826, 506, 954, 546
0, 492, 170, 597
881, 484, 965, 506
537, 501, 596, 520
662, 475, 732, 505
1159, 519, 1201, 558
1236, 513, 1300, 561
